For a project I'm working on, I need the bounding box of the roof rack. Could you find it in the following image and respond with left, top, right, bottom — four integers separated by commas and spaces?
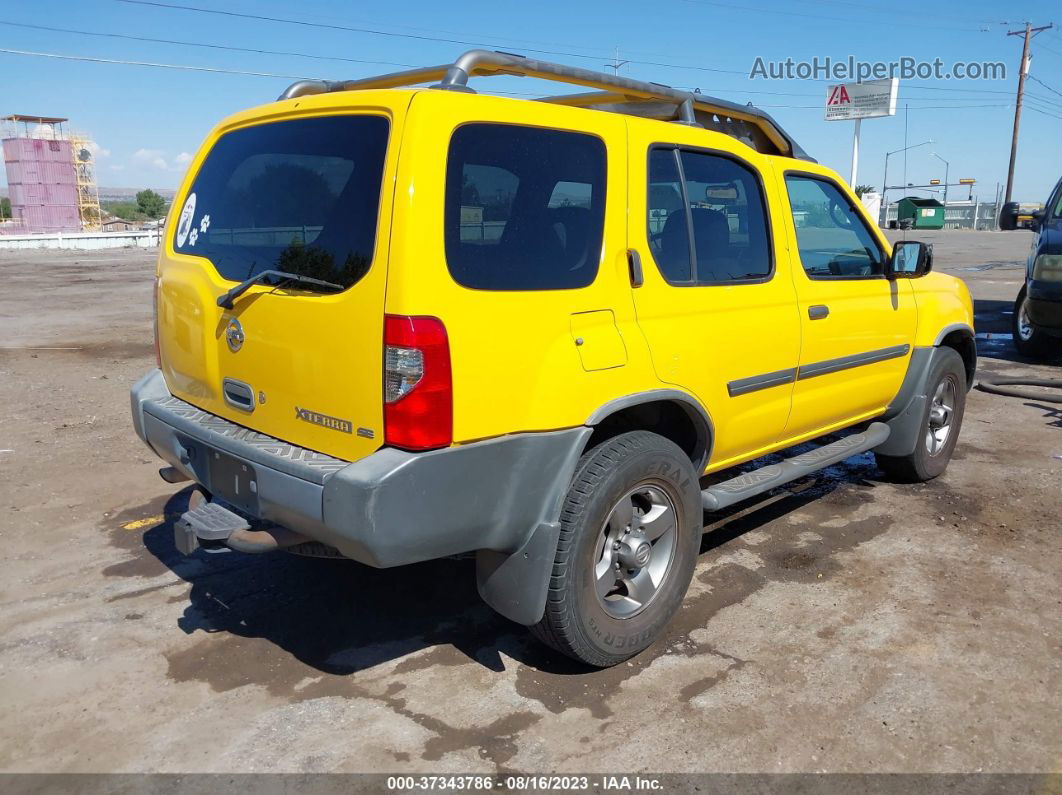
278, 49, 814, 162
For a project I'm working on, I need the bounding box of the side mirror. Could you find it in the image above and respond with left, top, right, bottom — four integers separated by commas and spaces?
886, 241, 933, 279
999, 201, 1019, 231
1028, 209, 1044, 232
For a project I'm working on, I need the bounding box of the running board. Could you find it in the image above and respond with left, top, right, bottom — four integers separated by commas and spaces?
701, 422, 890, 512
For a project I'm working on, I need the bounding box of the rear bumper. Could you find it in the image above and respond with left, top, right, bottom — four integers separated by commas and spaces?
1027, 281, 1062, 333
131, 369, 589, 568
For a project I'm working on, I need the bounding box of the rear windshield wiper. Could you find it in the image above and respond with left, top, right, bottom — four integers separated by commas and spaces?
216, 269, 345, 309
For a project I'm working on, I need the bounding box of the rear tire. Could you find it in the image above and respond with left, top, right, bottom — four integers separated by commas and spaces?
1013, 285, 1062, 360
530, 431, 701, 668
876, 347, 966, 483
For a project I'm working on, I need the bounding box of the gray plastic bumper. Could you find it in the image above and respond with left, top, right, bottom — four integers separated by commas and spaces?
130, 369, 589, 621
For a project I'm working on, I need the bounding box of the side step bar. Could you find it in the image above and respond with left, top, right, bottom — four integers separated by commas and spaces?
701, 422, 890, 512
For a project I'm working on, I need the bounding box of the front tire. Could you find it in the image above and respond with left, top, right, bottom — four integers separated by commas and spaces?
876, 347, 966, 483
1013, 285, 1062, 360
530, 431, 701, 667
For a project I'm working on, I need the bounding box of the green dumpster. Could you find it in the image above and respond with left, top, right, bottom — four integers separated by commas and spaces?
897, 196, 945, 230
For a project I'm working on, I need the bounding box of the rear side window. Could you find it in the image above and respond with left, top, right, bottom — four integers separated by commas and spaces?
173, 115, 389, 290
647, 147, 772, 284
445, 123, 607, 290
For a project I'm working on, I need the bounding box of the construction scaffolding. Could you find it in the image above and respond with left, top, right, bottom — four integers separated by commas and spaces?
1, 114, 102, 233
69, 133, 102, 231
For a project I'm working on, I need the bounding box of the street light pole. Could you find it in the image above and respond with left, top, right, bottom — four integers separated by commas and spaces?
882, 139, 933, 200
931, 152, 950, 206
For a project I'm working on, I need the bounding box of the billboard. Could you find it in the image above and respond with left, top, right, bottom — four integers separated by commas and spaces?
825, 78, 899, 121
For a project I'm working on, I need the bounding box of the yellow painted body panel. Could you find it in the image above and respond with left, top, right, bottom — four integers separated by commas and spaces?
768, 159, 918, 439
385, 90, 663, 445
157, 92, 412, 461
624, 118, 801, 468
154, 86, 974, 473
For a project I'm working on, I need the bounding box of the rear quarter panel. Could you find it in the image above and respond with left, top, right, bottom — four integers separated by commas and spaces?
385, 91, 663, 444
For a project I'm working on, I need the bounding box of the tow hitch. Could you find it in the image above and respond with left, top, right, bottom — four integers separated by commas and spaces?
174, 488, 308, 555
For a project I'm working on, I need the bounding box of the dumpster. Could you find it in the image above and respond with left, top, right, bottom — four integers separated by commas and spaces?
897, 196, 945, 230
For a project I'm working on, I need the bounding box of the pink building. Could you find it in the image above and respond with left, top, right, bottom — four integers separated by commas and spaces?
2, 115, 81, 234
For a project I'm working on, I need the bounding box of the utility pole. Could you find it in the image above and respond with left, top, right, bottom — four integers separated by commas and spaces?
1004, 22, 1053, 205
605, 47, 629, 75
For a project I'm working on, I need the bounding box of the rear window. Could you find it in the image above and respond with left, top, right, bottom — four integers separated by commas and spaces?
173, 115, 389, 290
445, 123, 606, 291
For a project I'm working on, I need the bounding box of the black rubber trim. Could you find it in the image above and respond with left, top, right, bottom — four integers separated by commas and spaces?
797, 344, 910, 380
727, 367, 798, 397
726, 344, 911, 398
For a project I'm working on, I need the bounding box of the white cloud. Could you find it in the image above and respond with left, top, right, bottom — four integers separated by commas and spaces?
86, 141, 111, 159
132, 148, 170, 170
130, 148, 192, 172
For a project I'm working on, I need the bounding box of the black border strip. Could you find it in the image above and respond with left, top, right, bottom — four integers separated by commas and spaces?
727, 344, 911, 397
727, 367, 798, 397
797, 344, 911, 380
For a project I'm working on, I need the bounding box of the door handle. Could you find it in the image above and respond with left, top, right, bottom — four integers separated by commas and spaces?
627, 249, 644, 287
808, 304, 829, 320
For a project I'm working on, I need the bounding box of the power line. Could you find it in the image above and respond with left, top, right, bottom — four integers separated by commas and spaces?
678, 0, 989, 33
1029, 75, 1062, 99
0, 47, 542, 98
0, 47, 323, 78
1025, 104, 1062, 121
116, 0, 749, 75
0, 20, 419, 69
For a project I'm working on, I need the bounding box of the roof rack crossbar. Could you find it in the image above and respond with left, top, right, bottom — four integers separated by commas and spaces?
277, 49, 812, 161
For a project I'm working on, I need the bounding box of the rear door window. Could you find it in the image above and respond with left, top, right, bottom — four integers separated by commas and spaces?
445, 123, 607, 290
647, 147, 772, 284
173, 115, 389, 290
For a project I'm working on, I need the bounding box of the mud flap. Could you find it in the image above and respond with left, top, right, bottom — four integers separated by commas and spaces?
475, 521, 561, 626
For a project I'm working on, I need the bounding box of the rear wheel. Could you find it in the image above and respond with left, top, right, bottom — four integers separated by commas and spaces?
876, 347, 966, 483
530, 431, 701, 667
1013, 285, 1062, 360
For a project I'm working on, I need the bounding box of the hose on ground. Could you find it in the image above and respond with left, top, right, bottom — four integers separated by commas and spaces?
976, 377, 1062, 404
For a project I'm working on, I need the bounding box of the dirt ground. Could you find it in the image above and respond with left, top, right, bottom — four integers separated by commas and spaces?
0, 231, 1059, 775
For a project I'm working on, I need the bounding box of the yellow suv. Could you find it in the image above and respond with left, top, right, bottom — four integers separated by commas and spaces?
131, 50, 975, 667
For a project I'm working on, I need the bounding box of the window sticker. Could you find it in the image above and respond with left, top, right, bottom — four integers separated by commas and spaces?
175, 192, 197, 247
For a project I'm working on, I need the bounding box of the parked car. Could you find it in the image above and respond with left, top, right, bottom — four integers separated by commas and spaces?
131, 50, 976, 667
999, 180, 1062, 358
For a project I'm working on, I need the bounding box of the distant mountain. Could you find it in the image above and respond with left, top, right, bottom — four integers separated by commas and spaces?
0, 185, 176, 201
97, 187, 177, 202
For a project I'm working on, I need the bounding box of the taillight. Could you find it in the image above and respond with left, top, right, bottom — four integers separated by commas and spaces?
152, 276, 161, 368
384, 314, 452, 451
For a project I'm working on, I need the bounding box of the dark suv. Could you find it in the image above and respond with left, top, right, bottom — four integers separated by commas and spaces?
1000, 177, 1062, 358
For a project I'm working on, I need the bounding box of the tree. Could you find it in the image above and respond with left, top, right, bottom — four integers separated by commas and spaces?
136, 189, 167, 219
0, 197, 10, 220
853, 184, 875, 198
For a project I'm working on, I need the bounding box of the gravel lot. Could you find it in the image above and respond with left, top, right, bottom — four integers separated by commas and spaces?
0, 231, 1059, 775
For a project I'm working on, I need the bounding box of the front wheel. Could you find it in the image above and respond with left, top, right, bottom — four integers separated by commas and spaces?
530, 431, 701, 667
1013, 285, 1062, 360
876, 347, 966, 483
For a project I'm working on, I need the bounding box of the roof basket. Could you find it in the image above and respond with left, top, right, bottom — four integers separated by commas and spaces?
278, 49, 814, 162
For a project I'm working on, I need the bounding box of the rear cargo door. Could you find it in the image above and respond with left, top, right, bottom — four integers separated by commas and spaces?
157, 107, 402, 461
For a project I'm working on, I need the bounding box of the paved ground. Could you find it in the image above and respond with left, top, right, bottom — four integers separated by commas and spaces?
0, 231, 1059, 774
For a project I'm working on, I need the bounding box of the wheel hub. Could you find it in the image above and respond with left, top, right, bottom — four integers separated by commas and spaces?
925, 376, 956, 456
616, 537, 652, 569
593, 483, 678, 619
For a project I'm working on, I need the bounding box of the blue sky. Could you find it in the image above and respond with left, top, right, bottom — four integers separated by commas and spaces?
2, 0, 1060, 202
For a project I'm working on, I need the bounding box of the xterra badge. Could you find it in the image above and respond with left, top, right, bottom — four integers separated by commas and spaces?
294, 406, 353, 434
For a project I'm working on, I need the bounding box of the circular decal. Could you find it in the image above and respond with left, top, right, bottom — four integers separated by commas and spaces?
175, 192, 197, 248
